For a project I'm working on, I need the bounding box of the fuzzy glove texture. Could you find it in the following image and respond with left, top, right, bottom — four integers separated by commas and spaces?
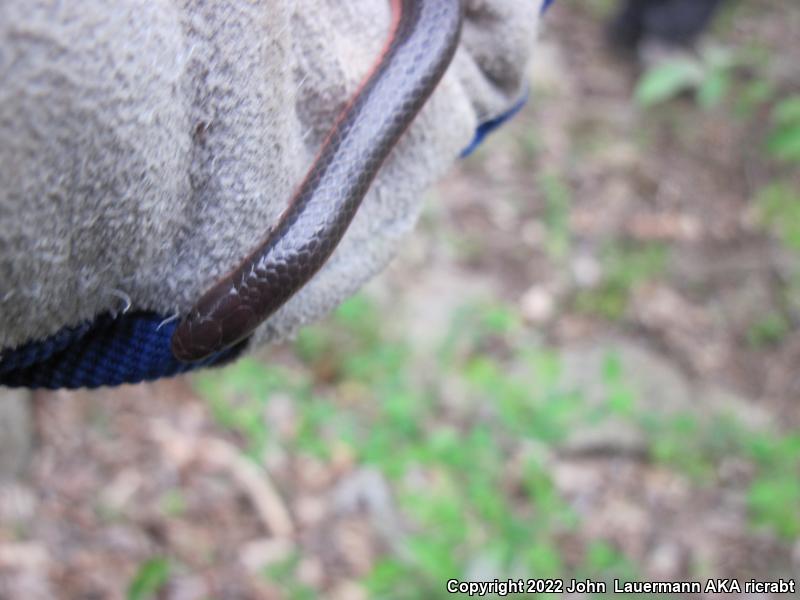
0, 0, 541, 356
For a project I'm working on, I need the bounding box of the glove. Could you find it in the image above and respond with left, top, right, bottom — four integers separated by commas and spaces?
0, 0, 546, 387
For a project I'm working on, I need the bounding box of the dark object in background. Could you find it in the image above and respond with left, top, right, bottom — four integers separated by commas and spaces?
608, 0, 726, 52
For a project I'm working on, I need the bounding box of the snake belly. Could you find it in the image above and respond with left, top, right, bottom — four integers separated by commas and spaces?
171, 0, 464, 362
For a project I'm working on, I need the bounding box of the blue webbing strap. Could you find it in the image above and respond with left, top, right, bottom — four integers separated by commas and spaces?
0, 312, 244, 390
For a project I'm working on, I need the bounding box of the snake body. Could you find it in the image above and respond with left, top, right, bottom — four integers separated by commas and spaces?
171, 0, 464, 362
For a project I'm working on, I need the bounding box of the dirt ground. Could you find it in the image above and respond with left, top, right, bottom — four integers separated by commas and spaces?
1, 1, 799, 598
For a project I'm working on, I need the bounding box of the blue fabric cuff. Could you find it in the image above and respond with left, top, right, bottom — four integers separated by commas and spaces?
460, 91, 529, 157
0, 312, 244, 389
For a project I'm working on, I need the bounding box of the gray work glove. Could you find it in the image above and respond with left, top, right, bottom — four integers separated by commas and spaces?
0, 0, 541, 374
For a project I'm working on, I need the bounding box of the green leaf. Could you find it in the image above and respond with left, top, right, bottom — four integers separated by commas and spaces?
583, 541, 638, 580
634, 58, 704, 107
768, 96, 800, 164
773, 96, 800, 125
747, 476, 800, 539
756, 183, 800, 251
747, 312, 790, 347
697, 69, 730, 109
128, 557, 171, 600
524, 541, 562, 577
736, 80, 774, 117
767, 124, 800, 163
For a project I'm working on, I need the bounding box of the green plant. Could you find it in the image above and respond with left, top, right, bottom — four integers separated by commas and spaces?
748, 477, 800, 540
643, 412, 714, 480
634, 46, 739, 109
766, 95, 800, 164
575, 243, 668, 320
756, 183, 800, 252
735, 78, 774, 119
263, 554, 317, 600
743, 432, 800, 540
127, 557, 171, 600
644, 409, 800, 539
159, 489, 187, 517
195, 293, 800, 595
581, 541, 639, 582
747, 312, 791, 348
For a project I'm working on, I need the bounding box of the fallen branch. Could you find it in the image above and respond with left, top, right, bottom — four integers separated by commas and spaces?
150, 421, 294, 538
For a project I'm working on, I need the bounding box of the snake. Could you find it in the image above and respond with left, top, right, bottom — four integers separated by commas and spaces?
171, 0, 464, 362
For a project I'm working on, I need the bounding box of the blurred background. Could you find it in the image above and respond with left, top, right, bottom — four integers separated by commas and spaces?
1, 0, 799, 598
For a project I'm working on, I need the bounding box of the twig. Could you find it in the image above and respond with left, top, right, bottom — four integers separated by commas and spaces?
150, 421, 295, 538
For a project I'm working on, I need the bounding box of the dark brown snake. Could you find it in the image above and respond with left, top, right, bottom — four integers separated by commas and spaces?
171, 0, 464, 362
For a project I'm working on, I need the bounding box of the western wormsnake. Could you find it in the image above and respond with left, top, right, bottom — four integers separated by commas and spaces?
171, 0, 464, 362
